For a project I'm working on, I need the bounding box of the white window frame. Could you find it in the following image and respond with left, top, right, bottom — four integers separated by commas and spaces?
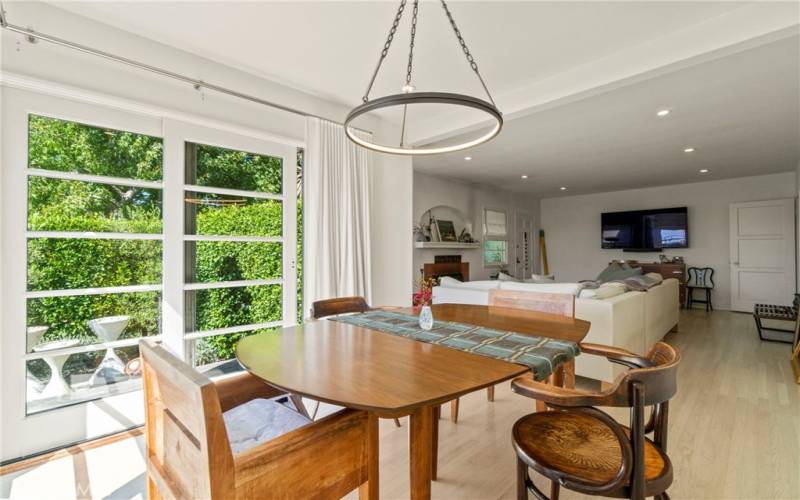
0, 86, 302, 461
483, 207, 509, 268
164, 119, 297, 363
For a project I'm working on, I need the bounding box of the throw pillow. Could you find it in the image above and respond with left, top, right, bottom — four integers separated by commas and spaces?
598, 265, 642, 282
596, 262, 623, 282
531, 273, 555, 281
644, 272, 663, 284
622, 273, 662, 291
438, 276, 463, 288
497, 272, 520, 282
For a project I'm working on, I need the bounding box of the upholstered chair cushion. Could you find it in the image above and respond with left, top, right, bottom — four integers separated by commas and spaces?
223, 398, 311, 454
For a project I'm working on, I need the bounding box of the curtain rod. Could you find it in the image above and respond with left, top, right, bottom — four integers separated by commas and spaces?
0, 3, 368, 132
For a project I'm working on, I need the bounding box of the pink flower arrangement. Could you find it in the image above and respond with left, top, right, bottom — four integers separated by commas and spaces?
412, 277, 437, 306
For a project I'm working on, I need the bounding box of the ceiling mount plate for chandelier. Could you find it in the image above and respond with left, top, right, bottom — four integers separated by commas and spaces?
345, 0, 503, 156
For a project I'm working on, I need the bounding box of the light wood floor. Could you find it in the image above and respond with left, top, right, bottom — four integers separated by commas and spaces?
2, 310, 798, 499
346, 309, 800, 500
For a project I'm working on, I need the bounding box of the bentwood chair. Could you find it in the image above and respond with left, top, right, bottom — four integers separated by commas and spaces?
686, 267, 714, 311
511, 342, 680, 500
312, 297, 402, 427
141, 341, 377, 500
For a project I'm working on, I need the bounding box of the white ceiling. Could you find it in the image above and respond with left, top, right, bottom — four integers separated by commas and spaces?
38, 1, 800, 196
415, 35, 800, 196
48, 1, 749, 109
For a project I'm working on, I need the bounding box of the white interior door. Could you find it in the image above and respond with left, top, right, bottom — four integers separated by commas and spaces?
729, 199, 796, 312
515, 210, 534, 280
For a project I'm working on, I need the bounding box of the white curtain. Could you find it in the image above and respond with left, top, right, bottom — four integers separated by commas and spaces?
304, 117, 373, 316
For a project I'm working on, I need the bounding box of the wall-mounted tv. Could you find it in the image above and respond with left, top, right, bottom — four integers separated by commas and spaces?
601, 207, 688, 251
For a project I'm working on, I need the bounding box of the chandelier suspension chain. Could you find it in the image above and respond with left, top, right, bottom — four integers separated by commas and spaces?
399, 0, 419, 148
362, 0, 407, 103
405, 0, 419, 86
439, 0, 497, 106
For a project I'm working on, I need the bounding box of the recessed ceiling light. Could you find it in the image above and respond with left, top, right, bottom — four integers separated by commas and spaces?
464, 156, 472, 161
521, 175, 528, 179
699, 169, 709, 173
560, 186, 567, 191
684, 147, 695, 153
656, 109, 670, 117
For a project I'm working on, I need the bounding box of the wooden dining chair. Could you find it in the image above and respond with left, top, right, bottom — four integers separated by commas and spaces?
511, 341, 680, 500
446, 289, 578, 421
141, 340, 378, 500
312, 297, 402, 428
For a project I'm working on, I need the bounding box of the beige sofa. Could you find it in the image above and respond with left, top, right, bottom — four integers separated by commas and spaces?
431, 278, 679, 383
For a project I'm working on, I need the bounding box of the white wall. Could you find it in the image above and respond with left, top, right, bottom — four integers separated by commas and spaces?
796, 161, 800, 291
541, 172, 796, 310
413, 172, 540, 283
371, 148, 414, 306
1, 1, 413, 309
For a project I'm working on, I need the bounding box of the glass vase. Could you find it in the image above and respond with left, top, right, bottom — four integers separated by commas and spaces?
419, 305, 434, 331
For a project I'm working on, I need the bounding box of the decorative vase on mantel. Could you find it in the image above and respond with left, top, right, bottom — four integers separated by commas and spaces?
419, 305, 434, 331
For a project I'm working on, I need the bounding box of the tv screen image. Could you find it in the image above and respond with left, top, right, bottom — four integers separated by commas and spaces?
601, 207, 688, 250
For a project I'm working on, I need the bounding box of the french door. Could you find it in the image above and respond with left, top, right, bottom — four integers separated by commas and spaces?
1, 88, 299, 461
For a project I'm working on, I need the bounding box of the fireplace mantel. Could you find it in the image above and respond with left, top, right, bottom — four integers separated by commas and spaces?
414, 242, 481, 249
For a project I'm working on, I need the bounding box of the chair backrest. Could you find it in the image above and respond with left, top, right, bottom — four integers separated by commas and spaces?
602, 342, 681, 408
488, 289, 575, 318
687, 267, 714, 288
141, 340, 234, 499
311, 296, 370, 319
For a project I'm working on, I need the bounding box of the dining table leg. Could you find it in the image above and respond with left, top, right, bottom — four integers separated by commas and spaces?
359, 412, 380, 500
432, 406, 440, 481
409, 405, 434, 500
563, 359, 576, 389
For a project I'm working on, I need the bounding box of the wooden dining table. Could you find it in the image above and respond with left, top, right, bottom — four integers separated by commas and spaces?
236, 303, 591, 500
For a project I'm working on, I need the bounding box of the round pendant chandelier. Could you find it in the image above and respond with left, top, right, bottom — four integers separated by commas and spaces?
345, 0, 503, 156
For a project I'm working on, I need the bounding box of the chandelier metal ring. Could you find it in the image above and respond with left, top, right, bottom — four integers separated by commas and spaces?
345, 91, 503, 156
346, 0, 503, 156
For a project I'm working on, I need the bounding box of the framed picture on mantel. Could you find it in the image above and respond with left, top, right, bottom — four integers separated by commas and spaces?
436, 219, 458, 241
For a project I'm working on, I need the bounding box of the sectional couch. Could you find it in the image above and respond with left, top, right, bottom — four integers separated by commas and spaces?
431, 278, 679, 382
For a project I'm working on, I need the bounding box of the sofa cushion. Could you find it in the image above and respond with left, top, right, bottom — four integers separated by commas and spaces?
439, 277, 501, 291
500, 281, 583, 296
223, 398, 311, 454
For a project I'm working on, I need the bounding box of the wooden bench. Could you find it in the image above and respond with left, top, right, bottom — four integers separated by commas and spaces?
753, 294, 799, 344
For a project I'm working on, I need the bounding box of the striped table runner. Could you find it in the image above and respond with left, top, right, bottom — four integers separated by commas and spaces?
330, 310, 580, 381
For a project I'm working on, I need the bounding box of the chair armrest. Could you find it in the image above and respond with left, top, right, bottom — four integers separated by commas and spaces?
215, 372, 286, 412
579, 342, 653, 369
511, 376, 611, 407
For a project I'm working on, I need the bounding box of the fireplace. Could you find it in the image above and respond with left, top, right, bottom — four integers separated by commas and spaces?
423, 255, 469, 282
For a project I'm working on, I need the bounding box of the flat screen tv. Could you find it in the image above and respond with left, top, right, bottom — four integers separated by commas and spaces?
601, 207, 688, 250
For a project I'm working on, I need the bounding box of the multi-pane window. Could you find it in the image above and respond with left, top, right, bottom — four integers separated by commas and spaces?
483, 208, 508, 266
24, 115, 164, 414
4, 92, 302, 461
183, 142, 286, 370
